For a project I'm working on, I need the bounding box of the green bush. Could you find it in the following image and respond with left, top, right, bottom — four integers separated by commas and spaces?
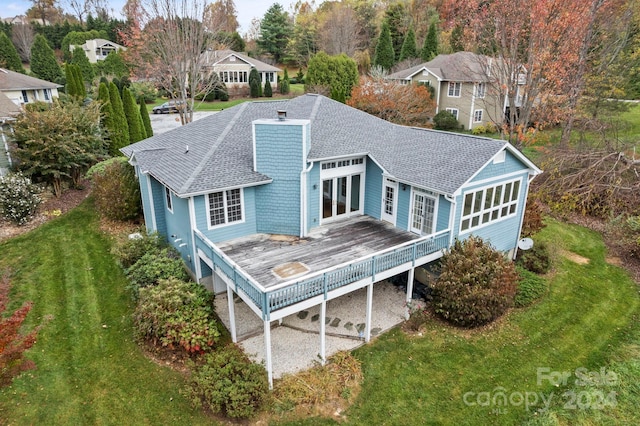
471, 125, 486, 135
134, 278, 220, 354
515, 267, 547, 307
186, 344, 268, 418
516, 241, 551, 274
88, 157, 141, 221
128, 81, 157, 104
432, 236, 518, 327
433, 110, 459, 131
125, 248, 189, 298
111, 231, 165, 268
264, 80, 273, 97
0, 172, 42, 225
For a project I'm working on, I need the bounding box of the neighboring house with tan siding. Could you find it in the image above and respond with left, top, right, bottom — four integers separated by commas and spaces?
69, 39, 126, 63
200, 50, 281, 96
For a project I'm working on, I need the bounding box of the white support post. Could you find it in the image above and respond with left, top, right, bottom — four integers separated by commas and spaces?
320, 300, 327, 365
227, 284, 237, 343
365, 283, 373, 342
406, 267, 415, 320
264, 320, 273, 389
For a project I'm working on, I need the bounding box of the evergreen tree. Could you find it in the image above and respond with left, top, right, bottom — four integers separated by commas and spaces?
421, 22, 439, 61
71, 46, 95, 85
264, 80, 273, 97
280, 68, 290, 95
139, 98, 153, 138
30, 34, 62, 83
306, 52, 358, 103
257, 3, 292, 63
108, 81, 129, 153
373, 22, 395, 72
0, 32, 25, 73
399, 26, 418, 62
71, 64, 86, 98
65, 64, 78, 97
122, 87, 144, 143
97, 82, 116, 153
450, 24, 464, 52
249, 67, 261, 98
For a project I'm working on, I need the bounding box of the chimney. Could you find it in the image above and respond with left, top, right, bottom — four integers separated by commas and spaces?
277, 110, 287, 121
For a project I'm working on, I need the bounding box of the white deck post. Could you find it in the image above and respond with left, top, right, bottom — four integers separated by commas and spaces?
406, 268, 415, 320
227, 284, 237, 343
365, 283, 373, 342
320, 300, 327, 365
264, 320, 273, 389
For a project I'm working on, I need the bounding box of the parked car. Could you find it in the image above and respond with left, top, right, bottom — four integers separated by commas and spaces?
152, 100, 185, 114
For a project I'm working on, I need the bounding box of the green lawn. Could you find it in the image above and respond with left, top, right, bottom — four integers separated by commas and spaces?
0, 201, 211, 424
1, 203, 638, 425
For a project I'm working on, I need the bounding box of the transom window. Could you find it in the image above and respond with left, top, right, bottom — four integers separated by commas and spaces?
476, 82, 486, 98
460, 179, 521, 232
446, 108, 459, 120
448, 82, 461, 97
321, 157, 364, 170
473, 109, 483, 123
208, 188, 243, 227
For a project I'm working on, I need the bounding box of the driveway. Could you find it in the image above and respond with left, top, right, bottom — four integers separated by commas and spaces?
149, 111, 217, 134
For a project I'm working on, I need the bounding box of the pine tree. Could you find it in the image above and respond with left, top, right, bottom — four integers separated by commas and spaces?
71, 64, 86, 98
97, 82, 116, 153
373, 21, 395, 71
71, 46, 95, 85
108, 81, 129, 154
399, 26, 418, 62
139, 98, 153, 138
122, 87, 144, 143
249, 67, 260, 98
0, 32, 24, 73
421, 22, 439, 61
264, 80, 273, 97
65, 64, 78, 97
30, 35, 62, 83
280, 68, 290, 95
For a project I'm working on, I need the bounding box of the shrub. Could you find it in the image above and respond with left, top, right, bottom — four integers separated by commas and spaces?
433, 110, 459, 130
129, 81, 157, 104
134, 278, 220, 353
89, 157, 141, 221
515, 267, 547, 307
521, 198, 546, 237
264, 80, 273, 97
125, 248, 189, 298
516, 241, 551, 274
111, 230, 165, 268
431, 236, 518, 327
404, 300, 429, 331
186, 344, 268, 418
471, 125, 486, 135
216, 83, 229, 101
280, 69, 290, 95
0, 172, 42, 225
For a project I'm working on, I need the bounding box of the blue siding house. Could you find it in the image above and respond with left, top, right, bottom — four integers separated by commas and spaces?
122, 94, 540, 386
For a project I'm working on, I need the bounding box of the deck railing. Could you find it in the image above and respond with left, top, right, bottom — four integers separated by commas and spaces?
194, 228, 450, 320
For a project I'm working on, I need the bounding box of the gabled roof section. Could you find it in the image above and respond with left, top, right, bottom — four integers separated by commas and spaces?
0, 68, 62, 91
388, 52, 495, 83
123, 95, 539, 197
201, 49, 281, 72
387, 63, 430, 80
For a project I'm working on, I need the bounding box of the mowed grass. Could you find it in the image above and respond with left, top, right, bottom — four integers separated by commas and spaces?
279, 219, 640, 425
0, 200, 211, 424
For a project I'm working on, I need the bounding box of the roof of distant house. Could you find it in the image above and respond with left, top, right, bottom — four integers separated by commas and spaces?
0, 68, 62, 91
201, 49, 281, 72
122, 94, 538, 197
388, 51, 494, 83
0, 91, 21, 119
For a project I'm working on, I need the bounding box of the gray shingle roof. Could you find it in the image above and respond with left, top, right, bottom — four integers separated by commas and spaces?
201, 50, 281, 72
0, 68, 62, 91
123, 95, 530, 197
387, 51, 494, 83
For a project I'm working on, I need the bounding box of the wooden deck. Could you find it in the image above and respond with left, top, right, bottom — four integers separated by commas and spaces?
217, 216, 420, 288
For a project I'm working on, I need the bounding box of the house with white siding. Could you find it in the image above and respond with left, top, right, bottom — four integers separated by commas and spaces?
122, 94, 541, 387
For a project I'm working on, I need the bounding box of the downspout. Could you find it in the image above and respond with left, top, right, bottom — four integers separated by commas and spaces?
188, 197, 201, 281
468, 83, 475, 130
144, 173, 157, 232
300, 162, 313, 237
445, 194, 456, 247
513, 174, 533, 260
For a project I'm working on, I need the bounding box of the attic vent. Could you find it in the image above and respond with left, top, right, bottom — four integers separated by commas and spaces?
230, 55, 236, 61
277, 110, 287, 121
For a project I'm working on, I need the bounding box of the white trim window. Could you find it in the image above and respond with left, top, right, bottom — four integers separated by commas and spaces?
460, 179, 521, 232
448, 82, 461, 97
476, 82, 486, 98
411, 189, 437, 235
446, 108, 459, 120
473, 109, 483, 123
208, 188, 243, 227
165, 187, 173, 213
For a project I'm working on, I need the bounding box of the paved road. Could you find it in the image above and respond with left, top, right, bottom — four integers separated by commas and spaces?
149, 111, 217, 134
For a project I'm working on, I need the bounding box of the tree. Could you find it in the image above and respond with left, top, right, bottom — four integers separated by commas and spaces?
97, 81, 116, 153
449, 24, 464, 52
121, 0, 221, 125
257, 3, 292, 63
30, 0, 58, 24
203, 0, 239, 33
0, 32, 25, 73
280, 68, 290, 95
30, 34, 62, 83
66, 0, 90, 24
373, 21, 394, 72
12, 100, 104, 196
108, 81, 129, 153
123, 87, 145, 143
317, 1, 360, 56
95, 51, 129, 78
385, 2, 409, 62
264, 79, 272, 97
71, 63, 86, 98
139, 98, 153, 138
71, 45, 95, 85
399, 26, 418, 62
421, 21, 438, 61
286, 1, 318, 68
249, 67, 261, 98
65, 64, 78, 96
11, 24, 34, 63
347, 77, 436, 127
306, 52, 358, 103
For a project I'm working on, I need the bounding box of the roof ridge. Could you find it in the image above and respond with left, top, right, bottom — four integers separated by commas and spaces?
179, 102, 249, 193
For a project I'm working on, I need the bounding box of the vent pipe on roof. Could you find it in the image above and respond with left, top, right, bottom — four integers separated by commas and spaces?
277, 110, 287, 121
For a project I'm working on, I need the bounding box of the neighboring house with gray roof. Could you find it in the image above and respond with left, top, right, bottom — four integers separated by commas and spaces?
69, 39, 126, 63
200, 49, 281, 96
122, 94, 540, 387
0, 92, 21, 175
388, 51, 518, 130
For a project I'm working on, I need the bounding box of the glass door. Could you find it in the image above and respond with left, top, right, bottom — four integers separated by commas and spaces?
322, 174, 362, 221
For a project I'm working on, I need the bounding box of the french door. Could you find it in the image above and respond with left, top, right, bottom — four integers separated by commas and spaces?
322, 174, 362, 221
381, 178, 397, 224
411, 191, 436, 235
